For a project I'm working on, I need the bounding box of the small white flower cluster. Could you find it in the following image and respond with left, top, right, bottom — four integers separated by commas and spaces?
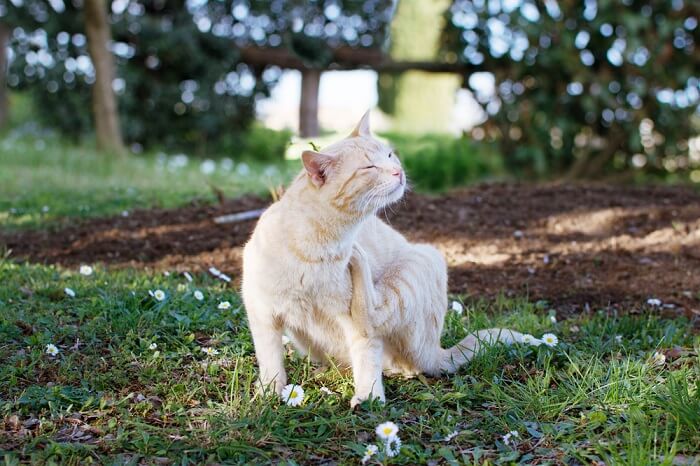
361, 444, 378, 464
375, 421, 402, 458
451, 300, 464, 314
218, 301, 231, 310
45, 343, 60, 356
79, 265, 93, 276
201, 347, 219, 357
502, 430, 519, 446
149, 289, 166, 301
281, 384, 305, 407
519, 332, 559, 347
64, 287, 76, 298
193, 290, 204, 301
647, 298, 662, 307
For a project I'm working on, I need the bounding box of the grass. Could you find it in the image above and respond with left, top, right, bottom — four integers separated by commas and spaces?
0, 126, 507, 231
0, 131, 298, 231
1, 261, 698, 464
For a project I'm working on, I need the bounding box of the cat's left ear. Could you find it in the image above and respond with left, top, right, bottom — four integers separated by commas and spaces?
302, 150, 335, 188
350, 110, 371, 137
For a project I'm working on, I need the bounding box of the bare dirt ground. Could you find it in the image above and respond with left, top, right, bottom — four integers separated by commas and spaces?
3, 183, 699, 318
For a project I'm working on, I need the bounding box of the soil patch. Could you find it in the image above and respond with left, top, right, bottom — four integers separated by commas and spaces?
2, 183, 699, 316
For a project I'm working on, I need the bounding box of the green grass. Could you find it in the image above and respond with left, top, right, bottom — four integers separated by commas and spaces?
0, 133, 297, 230
1, 261, 698, 464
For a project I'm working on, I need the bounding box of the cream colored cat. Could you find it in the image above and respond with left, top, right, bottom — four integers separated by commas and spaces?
241, 112, 523, 406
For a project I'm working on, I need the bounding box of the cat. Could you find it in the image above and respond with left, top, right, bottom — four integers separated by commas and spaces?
241, 111, 523, 406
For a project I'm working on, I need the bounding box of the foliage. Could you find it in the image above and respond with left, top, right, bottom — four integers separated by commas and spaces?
384, 132, 505, 191
1, 260, 699, 463
443, 0, 700, 178
3, 0, 267, 154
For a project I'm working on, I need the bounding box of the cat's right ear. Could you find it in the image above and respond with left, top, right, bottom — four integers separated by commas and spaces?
302, 150, 335, 188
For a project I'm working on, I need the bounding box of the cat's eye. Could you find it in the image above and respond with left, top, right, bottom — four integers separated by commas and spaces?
388, 152, 393, 158
361, 165, 376, 170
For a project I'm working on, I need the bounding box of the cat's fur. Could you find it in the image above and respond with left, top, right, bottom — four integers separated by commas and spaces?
241, 112, 523, 406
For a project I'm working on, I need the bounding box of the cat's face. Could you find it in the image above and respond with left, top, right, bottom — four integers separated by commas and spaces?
302, 112, 406, 215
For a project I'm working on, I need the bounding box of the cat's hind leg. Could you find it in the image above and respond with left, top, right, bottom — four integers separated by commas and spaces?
245, 296, 288, 396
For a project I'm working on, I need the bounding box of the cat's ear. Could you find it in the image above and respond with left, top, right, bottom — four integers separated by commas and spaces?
302, 150, 335, 188
350, 110, 371, 137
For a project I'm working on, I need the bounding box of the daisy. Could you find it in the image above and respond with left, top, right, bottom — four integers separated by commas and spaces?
281, 384, 305, 406
647, 298, 662, 307
184, 272, 193, 282
319, 387, 335, 395
361, 444, 378, 464
64, 287, 76, 298
549, 315, 557, 324
451, 301, 464, 314
502, 430, 520, 445
444, 430, 460, 442
375, 421, 399, 441
201, 347, 219, 356
153, 289, 166, 301
79, 265, 93, 276
218, 301, 231, 310
193, 290, 204, 301
45, 344, 60, 356
149, 343, 158, 350
615, 335, 623, 343
541, 333, 559, 347
177, 283, 186, 292
520, 334, 542, 346
650, 351, 666, 366
385, 436, 402, 457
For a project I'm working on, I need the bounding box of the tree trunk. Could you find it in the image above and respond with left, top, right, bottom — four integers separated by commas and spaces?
0, 22, 10, 130
299, 69, 320, 138
84, 0, 125, 154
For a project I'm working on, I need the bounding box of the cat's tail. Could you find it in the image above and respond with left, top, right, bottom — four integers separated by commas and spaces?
434, 328, 525, 374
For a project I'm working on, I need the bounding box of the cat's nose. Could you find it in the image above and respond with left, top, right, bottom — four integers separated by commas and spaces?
392, 168, 403, 178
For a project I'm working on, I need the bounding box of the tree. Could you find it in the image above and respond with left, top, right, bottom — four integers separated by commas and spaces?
378, 0, 460, 133
0, 21, 9, 129
84, 0, 124, 153
444, 0, 700, 178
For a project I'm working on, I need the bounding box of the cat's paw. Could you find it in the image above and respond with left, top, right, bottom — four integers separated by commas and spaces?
255, 378, 285, 398
350, 392, 386, 409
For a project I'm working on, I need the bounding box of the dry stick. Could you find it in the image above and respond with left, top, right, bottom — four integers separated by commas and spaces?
213, 208, 267, 224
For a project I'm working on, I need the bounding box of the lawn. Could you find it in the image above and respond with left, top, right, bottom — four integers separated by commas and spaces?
1, 261, 698, 464
1, 139, 699, 465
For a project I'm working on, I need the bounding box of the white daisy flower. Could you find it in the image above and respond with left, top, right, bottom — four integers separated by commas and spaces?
79, 265, 93, 276
361, 444, 378, 464
149, 343, 158, 350
176, 283, 186, 292
375, 421, 399, 441
541, 333, 559, 347
549, 315, 557, 324
385, 436, 402, 457
615, 335, 623, 343
218, 301, 231, 310
650, 351, 666, 366
319, 387, 335, 395
647, 298, 662, 307
451, 301, 464, 314
45, 344, 60, 356
444, 430, 460, 442
193, 290, 204, 301
281, 384, 305, 406
201, 347, 219, 356
153, 289, 166, 301
502, 430, 519, 445
64, 287, 76, 298
183, 272, 193, 282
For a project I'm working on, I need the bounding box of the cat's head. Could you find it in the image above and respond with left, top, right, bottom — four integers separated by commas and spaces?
301, 111, 406, 215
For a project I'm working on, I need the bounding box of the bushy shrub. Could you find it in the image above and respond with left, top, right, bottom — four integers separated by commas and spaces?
385, 133, 504, 191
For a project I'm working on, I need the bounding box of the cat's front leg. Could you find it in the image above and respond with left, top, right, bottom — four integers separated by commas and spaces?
336, 314, 385, 407
248, 309, 287, 396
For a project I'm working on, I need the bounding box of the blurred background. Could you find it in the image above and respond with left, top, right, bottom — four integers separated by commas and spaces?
0, 0, 699, 225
